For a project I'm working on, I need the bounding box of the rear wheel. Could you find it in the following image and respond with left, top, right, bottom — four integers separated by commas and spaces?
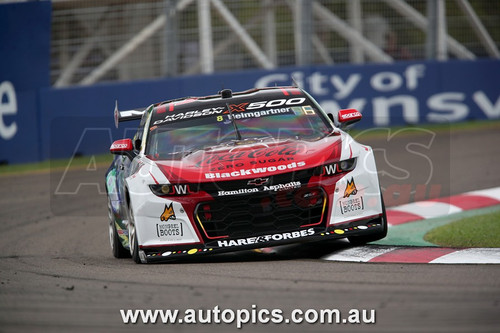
348, 193, 387, 246
108, 198, 130, 258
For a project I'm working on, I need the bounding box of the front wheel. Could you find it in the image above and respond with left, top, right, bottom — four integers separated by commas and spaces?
128, 205, 143, 264
348, 193, 388, 246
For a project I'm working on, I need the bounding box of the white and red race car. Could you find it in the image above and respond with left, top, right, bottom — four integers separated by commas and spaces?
105, 87, 387, 263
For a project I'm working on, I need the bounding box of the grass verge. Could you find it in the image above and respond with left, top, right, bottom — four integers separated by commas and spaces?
424, 210, 500, 248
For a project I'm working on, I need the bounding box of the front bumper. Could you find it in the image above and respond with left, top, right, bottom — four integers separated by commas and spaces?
142, 213, 383, 263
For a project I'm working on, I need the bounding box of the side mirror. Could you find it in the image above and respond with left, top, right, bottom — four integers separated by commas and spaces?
337, 109, 362, 129
110, 139, 136, 160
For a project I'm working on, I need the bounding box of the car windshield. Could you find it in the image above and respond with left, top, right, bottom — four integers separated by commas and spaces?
145, 98, 333, 160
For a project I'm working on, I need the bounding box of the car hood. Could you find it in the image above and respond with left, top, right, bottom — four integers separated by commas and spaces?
153, 136, 345, 183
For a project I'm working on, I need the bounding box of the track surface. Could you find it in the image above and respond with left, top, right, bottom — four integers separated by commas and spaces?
1, 125, 500, 332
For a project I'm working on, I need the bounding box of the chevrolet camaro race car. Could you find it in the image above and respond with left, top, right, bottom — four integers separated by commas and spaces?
105, 86, 387, 263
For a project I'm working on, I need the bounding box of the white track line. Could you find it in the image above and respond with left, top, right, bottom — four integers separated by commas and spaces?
430, 248, 500, 264
322, 246, 398, 262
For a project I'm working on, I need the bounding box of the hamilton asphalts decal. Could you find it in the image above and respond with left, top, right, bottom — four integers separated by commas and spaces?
217, 181, 301, 196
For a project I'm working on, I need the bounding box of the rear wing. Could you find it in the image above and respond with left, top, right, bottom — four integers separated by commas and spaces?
114, 101, 147, 128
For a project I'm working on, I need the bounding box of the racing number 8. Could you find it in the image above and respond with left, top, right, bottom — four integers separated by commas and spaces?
217, 116, 223, 122
302, 106, 315, 115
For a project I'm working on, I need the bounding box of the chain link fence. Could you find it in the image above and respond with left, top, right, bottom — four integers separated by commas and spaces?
49, 0, 500, 86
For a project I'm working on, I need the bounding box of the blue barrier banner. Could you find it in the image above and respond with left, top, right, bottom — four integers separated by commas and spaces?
0, 1, 51, 164
252, 60, 500, 127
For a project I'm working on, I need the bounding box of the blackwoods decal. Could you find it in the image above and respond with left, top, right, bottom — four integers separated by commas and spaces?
217, 228, 315, 247
205, 161, 306, 179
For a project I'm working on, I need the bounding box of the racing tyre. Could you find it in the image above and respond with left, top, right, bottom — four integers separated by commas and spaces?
128, 205, 142, 264
348, 192, 387, 246
108, 198, 130, 258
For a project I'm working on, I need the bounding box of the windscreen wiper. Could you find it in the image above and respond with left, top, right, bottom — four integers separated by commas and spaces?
225, 102, 242, 141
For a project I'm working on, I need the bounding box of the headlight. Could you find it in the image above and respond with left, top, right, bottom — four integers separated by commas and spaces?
322, 157, 357, 176
149, 184, 197, 196
339, 158, 356, 172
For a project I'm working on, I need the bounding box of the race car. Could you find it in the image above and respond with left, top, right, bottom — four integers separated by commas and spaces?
105, 86, 387, 263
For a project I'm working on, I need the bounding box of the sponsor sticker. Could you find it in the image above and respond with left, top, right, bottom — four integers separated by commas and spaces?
343, 178, 358, 198
339, 196, 364, 215
153, 107, 226, 125
216, 181, 301, 196
247, 178, 269, 186
205, 161, 306, 179
217, 228, 315, 247
195, 145, 301, 167
160, 203, 176, 221
228, 107, 294, 120
156, 222, 184, 238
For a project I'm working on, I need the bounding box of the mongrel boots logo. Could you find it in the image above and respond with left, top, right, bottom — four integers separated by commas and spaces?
160, 203, 176, 222
343, 178, 358, 198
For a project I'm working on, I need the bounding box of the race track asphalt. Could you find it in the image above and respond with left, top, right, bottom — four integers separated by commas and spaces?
1, 124, 499, 332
